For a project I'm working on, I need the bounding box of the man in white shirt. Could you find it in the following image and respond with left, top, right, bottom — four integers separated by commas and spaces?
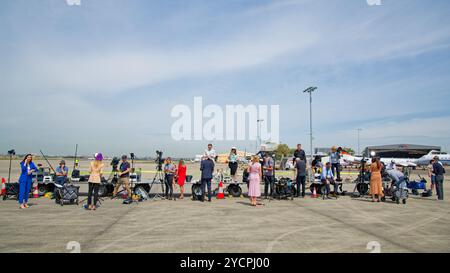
204, 143, 217, 162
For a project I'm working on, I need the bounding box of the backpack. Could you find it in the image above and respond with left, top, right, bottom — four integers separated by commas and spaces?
55, 184, 80, 206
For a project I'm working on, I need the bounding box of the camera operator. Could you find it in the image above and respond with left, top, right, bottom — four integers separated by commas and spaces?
164, 157, 176, 200
262, 154, 275, 199
386, 167, 406, 188
113, 155, 132, 199
55, 160, 69, 186
54, 160, 69, 197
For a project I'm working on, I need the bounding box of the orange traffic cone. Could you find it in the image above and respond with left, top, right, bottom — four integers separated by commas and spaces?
312, 187, 318, 198
217, 181, 225, 199
1, 178, 6, 196
33, 184, 39, 198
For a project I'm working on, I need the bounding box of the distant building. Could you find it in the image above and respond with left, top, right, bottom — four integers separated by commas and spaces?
363, 144, 441, 158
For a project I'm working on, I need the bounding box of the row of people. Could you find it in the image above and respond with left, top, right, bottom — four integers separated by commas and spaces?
12, 146, 352, 209
14, 149, 446, 210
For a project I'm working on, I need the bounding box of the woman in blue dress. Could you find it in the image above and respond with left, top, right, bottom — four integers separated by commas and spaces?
19, 154, 38, 209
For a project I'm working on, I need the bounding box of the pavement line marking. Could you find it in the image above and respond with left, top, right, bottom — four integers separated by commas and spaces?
265, 223, 336, 253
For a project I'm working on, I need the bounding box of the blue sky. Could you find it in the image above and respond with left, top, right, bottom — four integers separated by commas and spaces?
1, 0, 450, 157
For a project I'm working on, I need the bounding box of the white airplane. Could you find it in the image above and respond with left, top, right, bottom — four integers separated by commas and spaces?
317, 154, 356, 167
341, 154, 418, 168
414, 150, 450, 166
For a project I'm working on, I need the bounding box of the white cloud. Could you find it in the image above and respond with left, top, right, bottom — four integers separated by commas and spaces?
5, 17, 316, 96
2, 0, 450, 154
3, 1, 450, 97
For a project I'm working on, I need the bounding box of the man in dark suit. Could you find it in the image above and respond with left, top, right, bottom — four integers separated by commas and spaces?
200, 156, 215, 202
433, 156, 446, 201
293, 144, 306, 165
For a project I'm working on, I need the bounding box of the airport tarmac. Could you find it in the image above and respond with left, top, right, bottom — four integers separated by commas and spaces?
0, 159, 449, 253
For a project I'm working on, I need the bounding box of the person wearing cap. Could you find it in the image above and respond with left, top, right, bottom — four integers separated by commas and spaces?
54, 160, 69, 196
432, 156, 445, 201
387, 160, 396, 171
87, 153, 104, 210
113, 155, 132, 199
330, 146, 342, 181
228, 147, 239, 182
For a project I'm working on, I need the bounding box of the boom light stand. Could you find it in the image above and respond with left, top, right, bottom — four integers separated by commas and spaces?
302, 87, 317, 184
71, 144, 81, 182
7, 149, 15, 184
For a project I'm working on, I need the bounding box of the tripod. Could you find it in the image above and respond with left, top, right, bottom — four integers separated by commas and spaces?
110, 170, 126, 200
148, 165, 165, 201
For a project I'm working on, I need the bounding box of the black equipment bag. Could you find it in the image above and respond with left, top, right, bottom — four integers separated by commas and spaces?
191, 183, 203, 201
3, 183, 20, 200
71, 169, 80, 179
123, 198, 133, 205
55, 185, 80, 206
242, 169, 249, 183
227, 184, 242, 198
422, 189, 432, 197
134, 186, 149, 200
185, 175, 193, 183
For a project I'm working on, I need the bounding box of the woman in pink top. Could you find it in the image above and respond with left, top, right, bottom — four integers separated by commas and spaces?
87, 153, 104, 210
247, 156, 262, 206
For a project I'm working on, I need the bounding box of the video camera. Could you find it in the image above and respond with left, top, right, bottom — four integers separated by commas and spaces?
155, 150, 164, 171
110, 157, 120, 172
8, 149, 15, 156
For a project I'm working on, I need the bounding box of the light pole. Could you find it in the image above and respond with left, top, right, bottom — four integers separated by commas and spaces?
257, 119, 264, 152
303, 87, 317, 183
357, 128, 362, 156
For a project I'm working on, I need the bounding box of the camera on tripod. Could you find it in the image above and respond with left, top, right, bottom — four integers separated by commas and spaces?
110, 157, 120, 172
8, 149, 15, 156
155, 150, 164, 169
